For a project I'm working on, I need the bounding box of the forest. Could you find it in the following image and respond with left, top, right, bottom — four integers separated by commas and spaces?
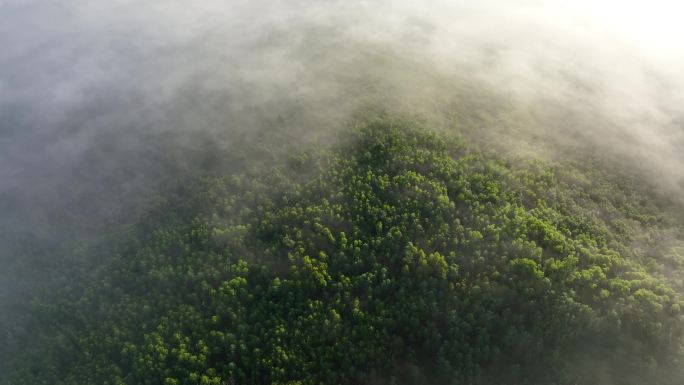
3, 116, 684, 384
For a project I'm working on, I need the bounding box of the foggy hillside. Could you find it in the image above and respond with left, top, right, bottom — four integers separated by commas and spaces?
1, 1, 683, 384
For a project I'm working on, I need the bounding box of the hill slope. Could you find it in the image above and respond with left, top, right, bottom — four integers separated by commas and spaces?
5, 117, 684, 384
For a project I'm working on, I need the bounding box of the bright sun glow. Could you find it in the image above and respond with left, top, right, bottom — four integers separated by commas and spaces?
576, 0, 684, 56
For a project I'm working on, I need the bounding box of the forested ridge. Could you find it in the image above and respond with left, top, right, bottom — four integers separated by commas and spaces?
4, 117, 684, 384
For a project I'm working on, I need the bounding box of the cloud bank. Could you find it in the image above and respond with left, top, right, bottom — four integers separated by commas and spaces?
1, 0, 683, 213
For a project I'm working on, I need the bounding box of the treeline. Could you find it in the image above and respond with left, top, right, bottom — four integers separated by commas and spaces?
4, 117, 684, 384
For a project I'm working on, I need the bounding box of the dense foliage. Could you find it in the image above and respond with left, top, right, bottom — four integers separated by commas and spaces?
5, 117, 684, 384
